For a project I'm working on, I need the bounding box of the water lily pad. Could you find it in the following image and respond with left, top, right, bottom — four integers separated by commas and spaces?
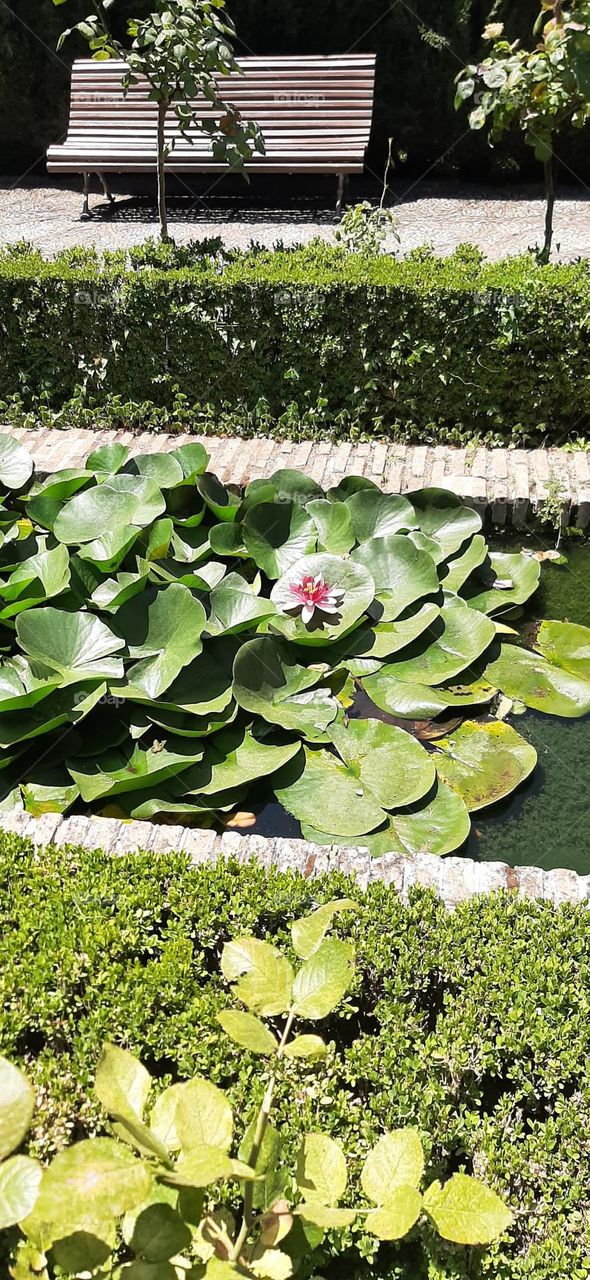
275, 745, 387, 837
243, 470, 324, 510
486, 643, 590, 717
54, 476, 165, 544
184, 726, 302, 797
345, 491, 417, 542
243, 503, 317, 579
306, 500, 355, 555
85, 442, 130, 475
330, 605, 441, 675
125, 452, 184, 489
206, 573, 278, 636
409, 489, 481, 556
351, 534, 439, 621
362, 671, 496, 719
0, 434, 33, 490
171, 442, 209, 480
17, 608, 125, 682
442, 535, 488, 592
302, 779, 470, 857
197, 474, 241, 522
68, 738, 204, 803
372, 598, 495, 687
0, 543, 70, 619
209, 523, 249, 557
136, 644, 236, 717
233, 637, 337, 735
76, 526, 141, 572
327, 475, 378, 502
22, 768, 79, 816
535, 619, 590, 681
91, 568, 150, 612
329, 718, 436, 809
465, 552, 540, 615
434, 720, 537, 810
0, 657, 60, 711
114, 584, 207, 699
270, 554, 375, 646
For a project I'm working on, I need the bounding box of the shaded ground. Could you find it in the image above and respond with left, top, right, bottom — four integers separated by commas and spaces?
1, 176, 589, 259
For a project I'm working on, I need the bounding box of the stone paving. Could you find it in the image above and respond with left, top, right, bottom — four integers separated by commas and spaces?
2, 177, 590, 260
9, 425, 590, 527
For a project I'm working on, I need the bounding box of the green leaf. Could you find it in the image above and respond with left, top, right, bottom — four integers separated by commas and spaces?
374, 598, 495, 687
67, 738, 203, 803
434, 720, 537, 811
22, 769, 79, 817
197, 473, 241, 522
217, 1010, 278, 1055
291, 899, 357, 960
243, 503, 317, 579
0, 1057, 35, 1159
486, 643, 590, 718
243, 470, 323, 510
167, 1147, 235, 1189
361, 1130, 424, 1203
221, 937, 294, 1017
345, 491, 417, 541
283, 1035, 327, 1060
270, 554, 375, 647
26, 1139, 152, 1239
302, 778, 471, 859
275, 745, 387, 838
334, 604, 440, 672
423, 1173, 512, 1244
306, 500, 355, 555
95, 1043, 151, 1123
0, 1156, 41, 1229
171, 442, 209, 480
126, 1201, 191, 1262
464, 552, 540, 615
16, 607, 125, 682
295, 1202, 356, 1228
351, 534, 439, 621
409, 489, 482, 556
328, 719, 436, 810
535, 619, 590, 680
442, 534, 488, 592
91, 567, 150, 612
175, 1078, 233, 1154
0, 543, 70, 619
362, 670, 496, 719
126, 452, 184, 489
296, 1133, 347, 1205
51, 1224, 114, 1274
150, 1084, 186, 1153
192, 727, 301, 798
233, 637, 337, 736
115, 584, 207, 698
54, 476, 165, 543
76, 524, 141, 571
206, 572, 277, 636
85, 442, 130, 475
292, 938, 354, 1020
365, 1186, 423, 1240
0, 433, 34, 489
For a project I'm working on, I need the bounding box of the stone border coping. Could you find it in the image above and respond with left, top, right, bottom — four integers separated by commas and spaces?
0, 811, 588, 910
7, 427, 590, 527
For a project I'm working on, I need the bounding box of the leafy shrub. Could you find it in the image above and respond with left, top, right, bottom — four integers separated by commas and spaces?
2, 902, 512, 1277
1, 432, 589, 852
1, 243, 589, 443
1, 835, 589, 1278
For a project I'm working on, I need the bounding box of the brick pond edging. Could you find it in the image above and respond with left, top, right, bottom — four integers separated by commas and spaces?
0, 810, 588, 909
6, 427, 590, 527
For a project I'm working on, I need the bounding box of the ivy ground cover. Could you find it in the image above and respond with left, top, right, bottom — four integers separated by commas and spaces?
0, 432, 589, 854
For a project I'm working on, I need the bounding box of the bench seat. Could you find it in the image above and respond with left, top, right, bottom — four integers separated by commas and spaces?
47, 55, 376, 214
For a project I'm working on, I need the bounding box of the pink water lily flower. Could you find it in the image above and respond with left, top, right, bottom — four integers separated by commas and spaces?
288, 572, 345, 625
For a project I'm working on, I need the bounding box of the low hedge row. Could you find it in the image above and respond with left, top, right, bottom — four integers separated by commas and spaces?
1, 832, 589, 1278
1, 242, 589, 445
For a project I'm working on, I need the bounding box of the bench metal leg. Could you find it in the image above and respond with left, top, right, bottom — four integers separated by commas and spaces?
99, 173, 115, 204
332, 172, 348, 217
80, 172, 91, 221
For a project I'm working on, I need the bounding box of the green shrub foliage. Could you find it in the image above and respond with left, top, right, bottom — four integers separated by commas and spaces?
0, 242, 589, 443
1, 432, 589, 851
0, 838, 589, 1277
0, 901, 512, 1277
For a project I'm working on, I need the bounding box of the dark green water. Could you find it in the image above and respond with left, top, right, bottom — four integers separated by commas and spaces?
257, 537, 590, 875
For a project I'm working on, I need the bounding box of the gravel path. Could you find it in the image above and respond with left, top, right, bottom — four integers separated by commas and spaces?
1, 177, 589, 259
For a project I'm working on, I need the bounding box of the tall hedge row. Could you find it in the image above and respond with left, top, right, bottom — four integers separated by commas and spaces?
1, 242, 588, 444
2, 0, 578, 181
1, 833, 589, 1279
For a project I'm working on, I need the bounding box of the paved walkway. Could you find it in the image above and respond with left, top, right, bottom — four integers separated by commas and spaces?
2, 178, 590, 260
9, 426, 590, 527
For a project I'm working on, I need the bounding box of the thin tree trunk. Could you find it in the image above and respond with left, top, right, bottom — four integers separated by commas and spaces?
157, 100, 170, 243
542, 156, 555, 264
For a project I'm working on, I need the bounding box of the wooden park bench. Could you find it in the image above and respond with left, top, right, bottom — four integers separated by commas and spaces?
47, 54, 376, 220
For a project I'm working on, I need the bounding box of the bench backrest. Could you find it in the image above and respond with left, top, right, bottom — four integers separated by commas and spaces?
65, 56, 376, 158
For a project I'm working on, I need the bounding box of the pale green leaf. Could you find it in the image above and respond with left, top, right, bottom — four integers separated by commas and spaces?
292, 939, 354, 1020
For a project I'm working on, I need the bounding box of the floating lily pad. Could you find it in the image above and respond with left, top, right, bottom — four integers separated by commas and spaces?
329, 718, 436, 809
486, 643, 590, 717
243, 470, 324, 510
0, 434, 34, 490
362, 671, 496, 719
185, 726, 302, 797
442, 535, 488, 592
233, 637, 337, 735
0, 543, 70, 619
67, 738, 204, 803
345, 491, 417, 542
76, 526, 141, 572
54, 476, 165, 544
16, 608, 125, 683
197, 474, 241, 522
125, 452, 184, 489
465, 552, 540, 615
434, 719, 537, 810
306, 500, 355, 555
275, 745, 387, 837
206, 573, 278, 636
302, 779, 470, 857
535, 619, 590, 681
114, 585, 207, 699
409, 489, 481, 557
331, 604, 441, 673
372, 598, 495, 687
351, 534, 439, 621
243, 503, 317, 579
270, 554, 375, 646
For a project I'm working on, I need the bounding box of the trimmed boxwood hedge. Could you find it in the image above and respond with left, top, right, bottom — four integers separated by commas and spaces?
1, 831, 589, 1279
1, 241, 589, 446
